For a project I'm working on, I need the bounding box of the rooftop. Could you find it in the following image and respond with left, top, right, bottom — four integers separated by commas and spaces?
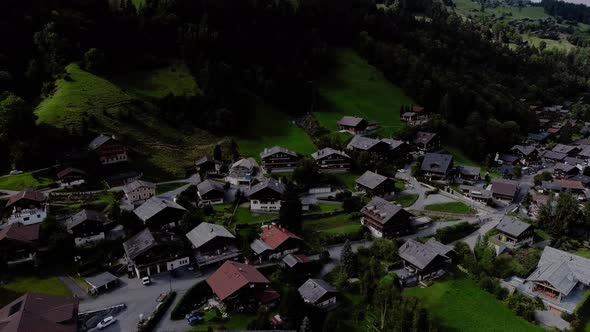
355, 171, 389, 190
206, 261, 270, 301
186, 222, 235, 249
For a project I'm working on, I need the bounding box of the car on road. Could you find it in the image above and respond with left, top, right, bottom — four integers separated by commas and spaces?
97, 316, 116, 330
9, 170, 22, 175
142, 276, 151, 285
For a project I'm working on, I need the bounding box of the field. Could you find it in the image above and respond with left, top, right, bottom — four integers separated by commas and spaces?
453, 0, 549, 20
0, 172, 54, 191
212, 204, 275, 225
328, 172, 360, 191
424, 202, 475, 214
521, 34, 575, 52
394, 194, 419, 207
303, 213, 362, 235
405, 278, 544, 332
317, 48, 415, 136
0, 276, 71, 306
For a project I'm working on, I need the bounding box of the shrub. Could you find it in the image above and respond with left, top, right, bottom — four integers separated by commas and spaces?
434, 222, 478, 244
138, 291, 177, 332
170, 281, 212, 320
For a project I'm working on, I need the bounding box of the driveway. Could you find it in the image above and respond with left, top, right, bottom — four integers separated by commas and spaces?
459, 214, 502, 250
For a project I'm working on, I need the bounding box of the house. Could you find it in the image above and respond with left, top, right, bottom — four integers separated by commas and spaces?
311, 148, 351, 172
228, 158, 258, 185
0, 223, 40, 266
337, 116, 368, 134
397, 239, 453, 287
420, 153, 454, 181
66, 209, 106, 247
133, 197, 186, 227
56, 167, 87, 187
554, 163, 580, 179
414, 132, 439, 151
123, 180, 156, 206
197, 179, 226, 206
123, 228, 190, 278
298, 279, 338, 309
401, 106, 429, 126
250, 224, 303, 263
491, 216, 534, 254
195, 156, 223, 175
88, 134, 128, 165
527, 132, 550, 145
577, 146, 590, 160
247, 178, 285, 213
5, 191, 47, 225
207, 261, 279, 310
552, 144, 581, 157
104, 170, 142, 188
542, 151, 567, 163
381, 138, 407, 155
186, 222, 240, 268
260, 146, 299, 172
0, 293, 79, 332
85, 272, 119, 294
355, 171, 395, 197
564, 157, 586, 171
346, 136, 393, 156
281, 253, 314, 270
457, 166, 480, 184
360, 196, 413, 238
510, 145, 538, 164
491, 179, 519, 202
459, 185, 493, 203
572, 174, 590, 188
497, 154, 521, 166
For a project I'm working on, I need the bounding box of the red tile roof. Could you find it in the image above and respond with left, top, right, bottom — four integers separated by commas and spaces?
559, 179, 585, 190
56, 167, 86, 179
207, 261, 270, 301
412, 106, 425, 113
0, 223, 40, 243
259, 225, 302, 249
0, 293, 79, 332
255, 288, 280, 304
6, 191, 46, 207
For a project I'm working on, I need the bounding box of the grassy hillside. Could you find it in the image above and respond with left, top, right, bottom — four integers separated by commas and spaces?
0, 173, 53, 191
454, 0, 549, 20
317, 48, 415, 137
406, 278, 544, 332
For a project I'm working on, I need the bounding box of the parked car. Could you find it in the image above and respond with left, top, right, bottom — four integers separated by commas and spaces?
142, 276, 151, 285
187, 314, 204, 326
97, 316, 116, 330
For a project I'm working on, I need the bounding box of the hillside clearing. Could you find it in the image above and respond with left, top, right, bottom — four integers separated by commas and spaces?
0, 173, 54, 191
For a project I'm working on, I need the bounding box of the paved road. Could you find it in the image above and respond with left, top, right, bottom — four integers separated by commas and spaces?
459, 214, 502, 250
59, 275, 88, 300
535, 310, 570, 331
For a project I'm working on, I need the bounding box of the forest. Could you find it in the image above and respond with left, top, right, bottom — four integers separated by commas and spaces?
540, 0, 590, 25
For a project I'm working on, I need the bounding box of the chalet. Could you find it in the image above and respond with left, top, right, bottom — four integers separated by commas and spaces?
397, 239, 453, 286
56, 167, 87, 187
133, 197, 186, 227
250, 224, 302, 263
5, 191, 47, 225
401, 105, 429, 125
527, 132, 550, 145
355, 171, 395, 197
459, 185, 493, 203
498, 154, 521, 166
247, 178, 285, 213
66, 209, 106, 247
228, 158, 258, 185
123, 228, 190, 278
346, 136, 393, 156
186, 222, 240, 268
260, 146, 299, 172
298, 279, 338, 309
337, 116, 368, 134
457, 166, 480, 184
381, 138, 407, 154
88, 134, 128, 165
195, 156, 223, 175
207, 261, 279, 310
197, 179, 225, 206
311, 148, 351, 172
360, 196, 413, 238
491, 179, 519, 202
0, 293, 79, 332
492, 216, 534, 254
0, 223, 40, 266
104, 170, 142, 188
123, 180, 156, 206
578, 146, 590, 160
510, 145, 539, 164
420, 153, 454, 181
542, 151, 567, 163
553, 144, 581, 157
281, 253, 313, 270
414, 132, 439, 152
564, 157, 586, 170
554, 163, 580, 179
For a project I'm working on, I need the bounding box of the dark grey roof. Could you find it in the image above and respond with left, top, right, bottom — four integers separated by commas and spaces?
564, 157, 584, 166
247, 178, 286, 197
361, 196, 409, 225
381, 138, 405, 151
543, 151, 567, 161
66, 209, 105, 231
197, 179, 225, 196
346, 136, 382, 151
421, 153, 453, 173
89, 134, 115, 150
260, 146, 298, 159
231, 158, 257, 170
458, 166, 480, 177
511, 145, 536, 156
491, 179, 519, 197
123, 180, 155, 194
337, 116, 365, 127
499, 154, 520, 163
250, 238, 272, 254
541, 180, 562, 191
495, 216, 532, 238
85, 272, 118, 289
414, 131, 437, 145
195, 156, 222, 166
298, 279, 337, 304
311, 148, 350, 160
578, 146, 590, 158
186, 222, 235, 249
356, 171, 389, 190
123, 228, 157, 260
553, 144, 577, 154
133, 197, 186, 222
526, 247, 590, 295
399, 239, 450, 270
554, 163, 577, 173
424, 238, 454, 256
527, 132, 549, 142
572, 174, 590, 185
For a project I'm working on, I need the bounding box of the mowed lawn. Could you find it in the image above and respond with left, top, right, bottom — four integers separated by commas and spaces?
394, 194, 419, 207
424, 202, 474, 214
317, 48, 414, 136
0, 276, 71, 306
303, 213, 362, 235
0, 173, 54, 191
405, 278, 544, 332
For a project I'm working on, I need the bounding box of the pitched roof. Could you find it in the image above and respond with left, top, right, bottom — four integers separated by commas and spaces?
346, 136, 383, 151
88, 134, 117, 150
56, 167, 86, 179
414, 131, 437, 145
250, 239, 273, 255
282, 254, 312, 268
554, 163, 578, 173
355, 171, 389, 190
495, 216, 532, 238
133, 197, 186, 222
553, 144, 578, 154
197, 179, 225, 196
231, 158, 258, 170
258, 224, 302, 250
0, 293, 79, 332
186, 222, 235, 249
499, 154, 520, 163
421, 153, 453, 173
122, 228, 157, 260
543, 151, 567, 161
424, 238, 454, 256
491, 179, 519, 198
85, 272, 118, 289
247, 178, 286, 197
458, 166, 480, 177
66, 209, 105, 231
298, 279, 337, 304
558, 179, 585, 190
398, 239, 451, 270
260, 146, 298, 159
0, 223, 40, 243
6, 191, 46, 207
360, 196, 411, 225
578, 146, 590, 158
195, 156, 222, 166
510, 145, 536, 156
311, 148, 350, 160
527, 132, 550, 142
123, 180, 156, 194
207, 261, 270, 301
527, 247, 590, 296
337, 116, 366, 127
381, 138, 405, 151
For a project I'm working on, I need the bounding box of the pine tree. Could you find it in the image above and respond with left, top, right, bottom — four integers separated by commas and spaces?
299, 316, 312, 332
341, 240, 356, 277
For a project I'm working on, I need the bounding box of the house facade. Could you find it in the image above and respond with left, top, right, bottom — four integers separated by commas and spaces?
5, 191, 47, 226
56, 167, 87, 187
414, 132, 439, 151
0, 223, 40, 266
88, 134, 128, 165
355, 171, 395, 197
66, 209, 106, 247
492, 216, 534, 254
397, 239, 453, 287
260, 147, 299, 172
491, 179, 519, 202
298, 279, 338, 309
457, 166, 480, 184
186, 222, 241, 268
337, 116, 368, 134
311, 148, 351, 172
197, 179, 226, 206
247, 178, 285, 213
123, 180, 156, 206
360, 196, 413, 238
195, 156, 223, 175
420, 153, 454, 181
133, 197, 187, 227
227, 158, 258, 185
250, 224, 302, 263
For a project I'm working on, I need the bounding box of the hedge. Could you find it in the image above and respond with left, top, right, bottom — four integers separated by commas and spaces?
171, 281, 212, 320
434, 222, 478, 244
138, 291, 177, 332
